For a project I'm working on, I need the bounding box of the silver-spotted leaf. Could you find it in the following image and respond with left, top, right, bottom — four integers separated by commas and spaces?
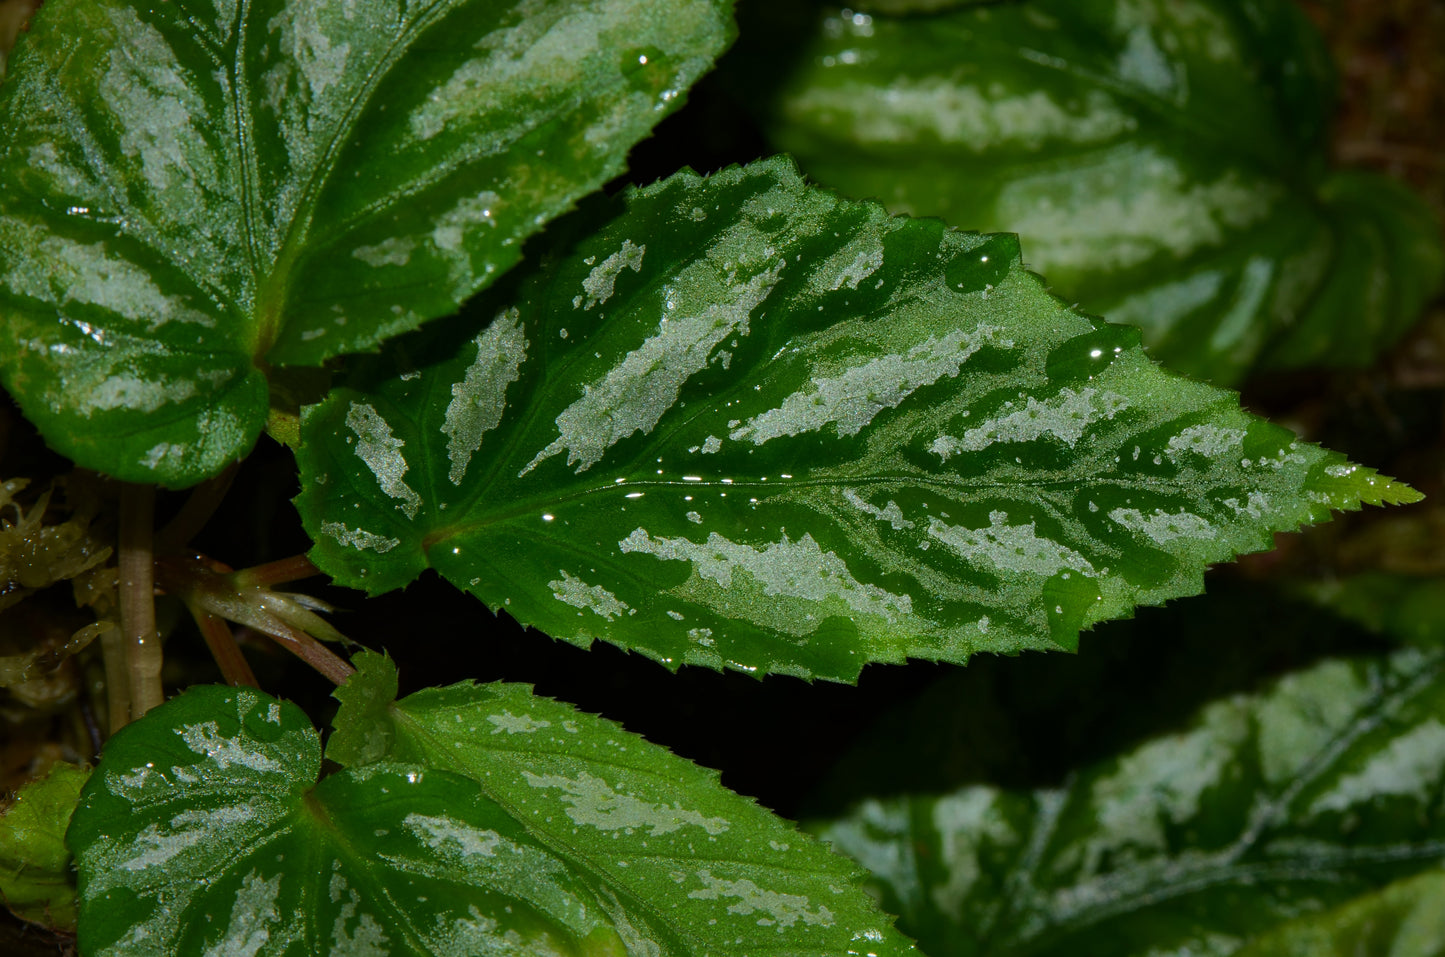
66, 684, 723, 956
0, 0, 733, 486
815, 649, 1445, 957
762, 1, 1445, 384
0, 761, 87, 931
295, 156, 1417, 681
328, 651, 917, 956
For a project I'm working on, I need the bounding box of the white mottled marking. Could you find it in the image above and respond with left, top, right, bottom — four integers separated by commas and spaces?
320, 521, 400, 553
522, 770, 729, 835
687, 870, 835, 929
521, 265, 782, 476
346, 402, 422, 518
548, 570, 630, 621
932, 387, 1128, 457
734, 326, 1005, 445
1108, 508, 1216, 543
442, 309, 528, 484
576, 239, 645, 310
928, 512, 1095, 577
619, 528, 912, 620
843, 488, 914, 530
486, 711, 552, 735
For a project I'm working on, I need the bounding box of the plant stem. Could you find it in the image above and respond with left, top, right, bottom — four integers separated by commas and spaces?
232, 553, 321, 589
156, 461, 238, 552
119, 483, 163, 719
192, 610, 260, 688
98, 623, 130, 733
259, 618, 356, 685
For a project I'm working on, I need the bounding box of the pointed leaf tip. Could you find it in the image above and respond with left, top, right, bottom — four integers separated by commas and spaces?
297, 157, 1409, 681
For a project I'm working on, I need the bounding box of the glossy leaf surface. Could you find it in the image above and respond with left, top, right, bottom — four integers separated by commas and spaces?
67, 684, 718, 956
329, 651, 917, 956
0, 762, 86, 930
816, 649, 1445, 956
764, 1, 1444, 383
0, 0, 732, 486
296, 157, 1416, 681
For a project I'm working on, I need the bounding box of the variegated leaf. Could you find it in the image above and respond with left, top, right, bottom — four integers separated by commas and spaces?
295, 157, 1417, 682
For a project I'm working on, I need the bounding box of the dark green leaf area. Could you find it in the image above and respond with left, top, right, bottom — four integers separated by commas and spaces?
0, 0, 733, 486
1297, 573, 1445, 649
0, 761, 88, 930
328, 651, 918, 957
816, 649, 1445, 957
296, 156, 1415, 681
764, 1, 1444, 384
66, 684, 685, 956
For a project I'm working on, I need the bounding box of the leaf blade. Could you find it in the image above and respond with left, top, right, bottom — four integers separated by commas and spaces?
296, 156, 1417, 681
330, 651, 918, 956
814, 649, 1445, 957
759, 1, 1443, 384
0, 0, 734, 485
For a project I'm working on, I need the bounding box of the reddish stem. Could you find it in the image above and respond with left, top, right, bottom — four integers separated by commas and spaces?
191, 610, 260, 688
256, 618, 355, 686
156, 462, 238, 552
232, 554, 321, 589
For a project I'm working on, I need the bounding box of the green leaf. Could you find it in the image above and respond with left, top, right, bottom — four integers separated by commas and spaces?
0, 762, 88, 930
295, 156, 1416, 681
0, 0, 734, 487
1295, 572, 1445, 648
68, 684, 732, 956
814, 649, 1445, 957
1233, 870, 1445, 957
330, 650, 917, 956
761, 1, 1445, 384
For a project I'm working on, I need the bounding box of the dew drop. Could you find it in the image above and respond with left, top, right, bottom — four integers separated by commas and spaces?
1044, 323, 1140, 381
944, 235, 1015, 293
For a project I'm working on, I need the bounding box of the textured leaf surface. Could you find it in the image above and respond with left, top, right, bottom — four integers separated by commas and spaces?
0, 0, 732, 486
0, 762, 87, 930
329, 651, 917, 956
764, 1, 1444, 383
68, 684, 725, 956
815, 649, 1445, 957
296, 157, 1416, 681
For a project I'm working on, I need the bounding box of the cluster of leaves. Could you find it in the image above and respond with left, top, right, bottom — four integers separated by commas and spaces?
0, 0, 1442, 954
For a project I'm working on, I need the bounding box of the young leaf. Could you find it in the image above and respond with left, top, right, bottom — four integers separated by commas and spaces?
69, 684, 761, 956
759, 1, 1444, 384
0, 0, 733, 487
295, 156, 1417, 681
0, 761, 88, 930
330, 651, 917, 956
814, 649, 1445, 957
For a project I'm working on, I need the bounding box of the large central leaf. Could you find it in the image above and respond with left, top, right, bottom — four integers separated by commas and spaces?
295, 157, 1415, 682
0, 0, 733, 486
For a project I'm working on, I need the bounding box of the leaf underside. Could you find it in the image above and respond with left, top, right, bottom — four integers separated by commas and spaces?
295, 156, 1415, 683
815, 648, 1445, 957
67, 671, 915, 956
762, 0, 1444, 384
0, 0, 733, 486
